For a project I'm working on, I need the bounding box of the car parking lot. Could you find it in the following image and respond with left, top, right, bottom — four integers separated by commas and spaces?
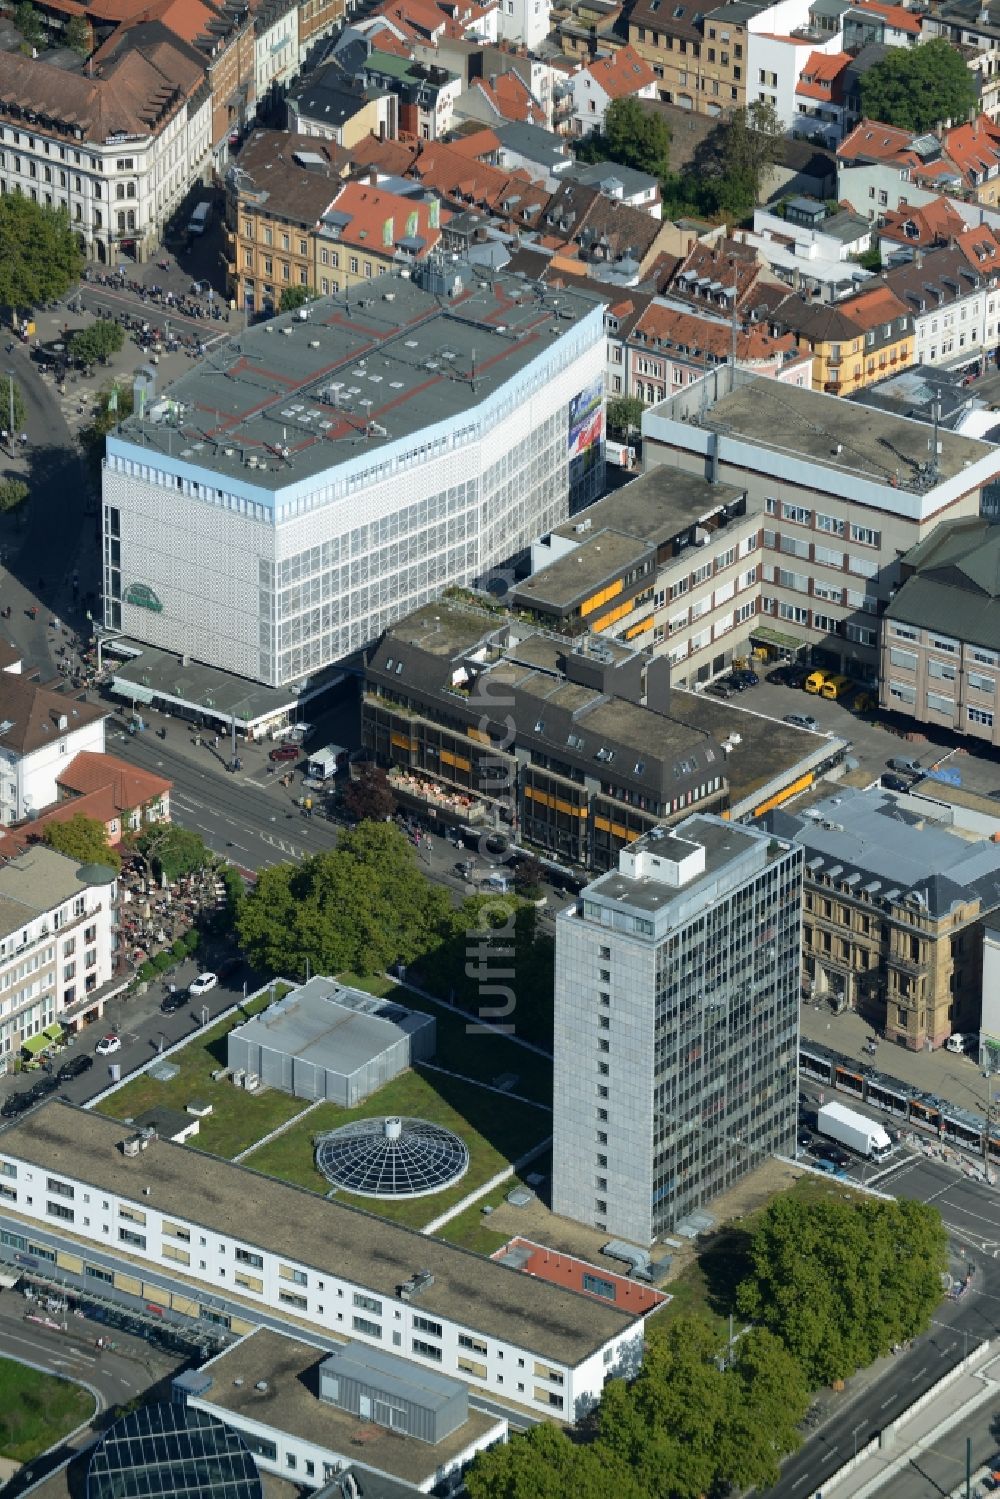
721, 665, 1000, 796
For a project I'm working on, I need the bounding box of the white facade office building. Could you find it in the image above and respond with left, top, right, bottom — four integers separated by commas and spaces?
553, 816, 803, 1246
0, 1101, 651, 1418
102, 263, 606, 688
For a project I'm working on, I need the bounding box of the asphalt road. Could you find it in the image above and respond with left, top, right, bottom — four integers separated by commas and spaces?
873, 1403, 999, 1499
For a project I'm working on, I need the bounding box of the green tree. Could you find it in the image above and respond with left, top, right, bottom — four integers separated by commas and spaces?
860, 38, 978, 133
280, 285, 318, 313
341, 763, 395, 823
466, 1422, 644, 1499
0, 378, 26, 440
137, 825, 211, 883
69, 321, 124, 366
15, 1, 44, 47
64, 14, 89, 54
237, 824, 450, 978
43, 814, 121, 873
717, 1329, 808, 1490
0, 197, 81, 310
577, 96, 671, 179
512, 854, 546, 900
0, 478, 28, 512
606, 395, 645, 437
736, 1194, 947, 1386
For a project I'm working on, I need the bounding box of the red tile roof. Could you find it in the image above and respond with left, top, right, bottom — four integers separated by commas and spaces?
795, 49, 850, 100
941, 116, 1000, 181
581, 44, 656, 99
326, 180, 446, 255
632, 301, 799, 365
471, 70, 546, 125
57, 751, 172, 814
851, 0, 922, 34
879, 196, 967, 249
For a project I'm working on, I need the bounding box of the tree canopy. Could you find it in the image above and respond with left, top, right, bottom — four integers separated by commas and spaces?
0, 478, 28, 512
279, 285, 318, 312
0, 198, 81, 309
64, 14, 89, 54
691, 99, 784, 219
69, 321, 124, 366
576, 96, 671, 178
736, 1193, 947, 1386
467, 1315, 808, 1499
43, 814, 121, 873
341, 764, 396, 824
606, 396, 645, 436
859, 38, 978, 133
236, 822, 451, 978
136, 825, 212, 883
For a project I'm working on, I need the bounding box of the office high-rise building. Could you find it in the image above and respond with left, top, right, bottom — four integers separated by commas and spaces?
552, 815, 802, 1245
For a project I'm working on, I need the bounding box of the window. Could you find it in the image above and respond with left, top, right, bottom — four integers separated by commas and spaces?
927, 691, 954, 714
46, 1178, 73, 1199
850, 523, 880, 548
844, 623, 876, 647
969, 706, 995, 726
970, 646, 998, 666
235, 1247, 263, 1269
353, 1292, 382, 1314
927, 658, 956, 681
118, 1227, 145, 1248
412, 1337, 442, 1361
814, 545, 843, 569
47, 1200, 74, 1221
969, 672, 995, 694
816, 513, 845, 536
889, 647, 917, 670
459, 1333, 487, 1355
353, 1315, 382, 1338
582, 1272, 616, 1300
413, 1315, 442, 1337
279, 1290, 307, 1309
930, 634, 958, 654
782, 502, 811, 525
889, 680, 916, 704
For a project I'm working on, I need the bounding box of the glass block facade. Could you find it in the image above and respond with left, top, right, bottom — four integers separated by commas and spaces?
87, 1403, 262, 1499
552, 816, 802, 1245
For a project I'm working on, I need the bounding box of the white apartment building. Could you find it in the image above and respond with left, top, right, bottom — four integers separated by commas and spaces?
641, 366, 1000, 683
255, 3, 301, 103
497, 0, 550, 51
568, 47, 657, 138
881, 240, 1000, 370
0, 679, 106, 826
747, 0, 844, 126
0, 1101, 651, 1417
0, 848, 117, 1056
102, 265, 606, 688
0, 44, 213, 266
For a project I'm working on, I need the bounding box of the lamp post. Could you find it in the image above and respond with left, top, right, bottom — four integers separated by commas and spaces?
5, 370, 14, 456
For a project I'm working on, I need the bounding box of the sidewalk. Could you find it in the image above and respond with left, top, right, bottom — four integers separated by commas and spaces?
800, 1002, 991, 1119
826, 1343, 1000, 1497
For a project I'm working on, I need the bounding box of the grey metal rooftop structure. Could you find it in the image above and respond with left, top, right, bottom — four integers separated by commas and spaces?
108, 262, 603, 494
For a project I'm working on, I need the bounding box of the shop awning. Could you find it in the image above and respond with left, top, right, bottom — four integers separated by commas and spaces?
42, 1022, 64, 1042
21, 1033, 48, 1056
750, 625, 807, 653
0, 1269, 19, 1289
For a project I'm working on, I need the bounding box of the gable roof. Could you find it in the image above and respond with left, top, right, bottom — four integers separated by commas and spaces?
471, 69, 546, 125
0, 678, 105, 759
323, 180, 446, 257
795, 49, 850, 99
57, 750, 172, 811
632, 300, 799, 365
848, 0, 922, 32
878, 195, 967, 249
580, 44, 657, 99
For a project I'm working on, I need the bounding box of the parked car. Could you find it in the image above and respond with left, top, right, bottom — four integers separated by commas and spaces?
706, 680, 735, 698
57, 1053, 94, 1082
27, 1074, 60, 1102
882, 772, 914, 793
161, 991, 188, 1015
804, 671, 827, 694
784, 713, 819, 731
95, 1034, 121, 1056
726, 674, 750, 692
269, 744, 299, 763
887, 756, 922, 774
797, 1129, 813, 1148
453, 861, 475, 879
730, 668, 759, 687
0, 1090, 32, 1117
813, 1142, 851, 1168
812, 1158, 841, 1175
189, 972, 218, 997
819, 674, 851, 700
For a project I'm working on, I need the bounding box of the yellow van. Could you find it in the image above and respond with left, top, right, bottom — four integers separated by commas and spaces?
819, 674, 851, 700
804, 671, 827, 694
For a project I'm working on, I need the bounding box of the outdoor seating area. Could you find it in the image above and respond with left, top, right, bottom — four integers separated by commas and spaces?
117, 858, 228, 974
388, 772, 486, 825
20, 1022, 68, 1070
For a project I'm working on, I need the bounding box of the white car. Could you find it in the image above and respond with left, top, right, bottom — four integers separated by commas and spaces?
188, 972, 218, 997
95, 1034, 121, 1056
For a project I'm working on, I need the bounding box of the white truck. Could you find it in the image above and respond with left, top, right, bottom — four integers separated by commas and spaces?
307, 744, 349, 780
817, 1101, 892, 1163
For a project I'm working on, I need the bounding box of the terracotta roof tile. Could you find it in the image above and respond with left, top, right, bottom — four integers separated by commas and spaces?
57, 751, 172, 814
582, 44, 656, 99
633, 301, 798, 364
